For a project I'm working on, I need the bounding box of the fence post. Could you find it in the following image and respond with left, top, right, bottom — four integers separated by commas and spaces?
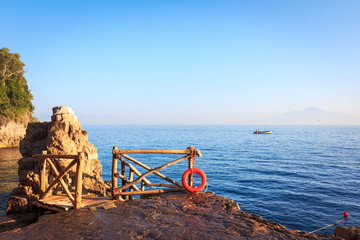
188, 156, 193, 187
141, 180, 145, 191
75, 152, 84, 209
129, 169, 134, 200
112, 146, 118, 199
120, 156, 127, 200
40, 150, 48, 198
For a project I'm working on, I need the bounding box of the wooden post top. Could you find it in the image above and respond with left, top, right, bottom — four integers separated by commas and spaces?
78, 152, 85, 160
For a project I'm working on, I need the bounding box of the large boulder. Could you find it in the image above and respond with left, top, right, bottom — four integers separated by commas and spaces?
6, 106, 109, 214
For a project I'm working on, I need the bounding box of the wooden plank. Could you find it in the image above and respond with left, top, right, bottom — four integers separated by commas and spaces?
114, 149, 188, 155
113, 148, 202, 157
115, 188, 184, 196
114, 156, 187, 195
40, 195, 68, 201
33, 154, 79, 159
145, 183, 182, 189
33, 200, 70, 212
37, 195, 72, 211
120, 154, 183, 188
35, 195, 112, 211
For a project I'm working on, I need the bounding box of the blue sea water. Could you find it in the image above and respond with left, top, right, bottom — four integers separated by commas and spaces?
85, 125, 360, 235
0, 125, 358, 235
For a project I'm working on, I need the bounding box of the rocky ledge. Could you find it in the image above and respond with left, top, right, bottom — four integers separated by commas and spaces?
0, 192, 339, 239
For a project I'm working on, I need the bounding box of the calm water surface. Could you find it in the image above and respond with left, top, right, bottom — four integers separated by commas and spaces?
0, 148, 21, 194
0, 125, 359, 235
86, 125, 360, 235
0, 147, 22, 214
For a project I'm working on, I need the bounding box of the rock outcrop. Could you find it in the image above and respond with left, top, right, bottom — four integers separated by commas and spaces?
6, 106, 109, 214
0, 116, 29, 148
1, 192, 339, 239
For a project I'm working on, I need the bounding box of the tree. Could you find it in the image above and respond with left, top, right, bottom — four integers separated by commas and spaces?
0, 48, 34, 120
0, 48, 25, 85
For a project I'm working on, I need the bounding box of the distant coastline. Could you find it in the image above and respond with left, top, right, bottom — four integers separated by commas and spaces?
249, 107, 360, 125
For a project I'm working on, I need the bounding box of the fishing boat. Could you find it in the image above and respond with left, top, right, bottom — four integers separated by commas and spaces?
253, 129, 272, 134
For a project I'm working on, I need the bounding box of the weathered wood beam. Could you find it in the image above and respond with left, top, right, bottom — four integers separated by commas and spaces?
111, 147, 118, 199
188, 157, 193, 187
42, 158, 78, 199
33, 154, 79, 159
74, 152, 84, 209
32, 200, 70, 212
115, 188, 184, 196
129, 169, 134, 200
114, 173, 140, 191
119, 157, 151, 185
46, 158, 75, 204
40, 151, 48, 195
113, 148, 202, 157
145, 183, 182, 189
113, 156, 187, 195
141, 180, 145, 191
120, 154, 182, 188
120, 158, 126, 200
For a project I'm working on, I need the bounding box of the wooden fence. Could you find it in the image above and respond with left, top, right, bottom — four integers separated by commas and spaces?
32, 151, 85, 209
111, 147, 202, 199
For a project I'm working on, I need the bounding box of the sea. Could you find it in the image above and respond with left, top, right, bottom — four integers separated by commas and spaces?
0, 125, 359, 235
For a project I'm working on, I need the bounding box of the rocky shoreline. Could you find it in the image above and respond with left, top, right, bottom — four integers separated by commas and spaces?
0, 192, 342, 239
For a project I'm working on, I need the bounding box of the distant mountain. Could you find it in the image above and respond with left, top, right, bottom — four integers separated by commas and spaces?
253, 107, 360, 125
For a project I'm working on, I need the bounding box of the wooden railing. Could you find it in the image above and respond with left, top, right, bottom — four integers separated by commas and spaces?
32, 151, 85, 209
111, 147, 202, 199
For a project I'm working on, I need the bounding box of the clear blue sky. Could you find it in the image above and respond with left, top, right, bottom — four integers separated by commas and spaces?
2, 0, 359, 124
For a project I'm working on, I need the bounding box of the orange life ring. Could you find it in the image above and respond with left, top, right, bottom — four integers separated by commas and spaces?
182, 168, 207, 193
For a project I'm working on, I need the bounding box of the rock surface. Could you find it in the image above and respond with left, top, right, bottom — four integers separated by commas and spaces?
0, 212, 38, 233
6, 106, 109, 214
335, 226, 360, 240
0, 116, 29, 148
0, 192, 339, 239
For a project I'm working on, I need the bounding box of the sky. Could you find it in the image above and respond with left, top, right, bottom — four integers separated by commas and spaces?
1, 0, 360, 124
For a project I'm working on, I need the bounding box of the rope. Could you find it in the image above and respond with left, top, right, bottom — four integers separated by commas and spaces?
309, 218, 345, 234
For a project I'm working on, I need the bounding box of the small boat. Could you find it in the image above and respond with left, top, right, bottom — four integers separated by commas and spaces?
254, 129, 272, 134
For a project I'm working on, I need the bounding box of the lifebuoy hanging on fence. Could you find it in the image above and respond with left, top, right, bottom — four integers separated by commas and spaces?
182, 168, 207, 193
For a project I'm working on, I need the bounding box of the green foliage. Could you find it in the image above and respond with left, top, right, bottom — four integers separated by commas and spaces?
0, 48, 34, 120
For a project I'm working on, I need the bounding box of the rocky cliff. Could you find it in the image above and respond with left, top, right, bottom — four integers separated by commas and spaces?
0, 116, 29, 148
6, 106, 109, 214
